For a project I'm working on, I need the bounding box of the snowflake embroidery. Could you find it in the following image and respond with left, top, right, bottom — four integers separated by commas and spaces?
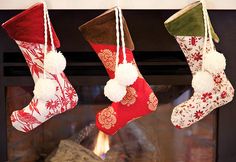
214, 75, 222, 84
194, 110, 204, 119
65, 87, 77, 100
46, 100, 59, 110
192, 52, 202, 61
201, 93, 213, 102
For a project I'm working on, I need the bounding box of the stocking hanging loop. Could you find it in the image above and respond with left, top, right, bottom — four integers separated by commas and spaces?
42, 1, 66, 76
200, 0, 226, 74
104, 4, 138, 102
43, 1, 55, 52
192, 0, 226, 93
200, 0, 214, 55
116, 0, 120, 8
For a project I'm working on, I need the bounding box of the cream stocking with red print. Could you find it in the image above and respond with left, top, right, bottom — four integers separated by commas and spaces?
2, 3, 78, 132
165, 0, 234, 128
80, 7, 158, 135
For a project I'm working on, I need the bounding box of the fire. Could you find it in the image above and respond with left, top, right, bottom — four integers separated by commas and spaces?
93, 131, 110, 159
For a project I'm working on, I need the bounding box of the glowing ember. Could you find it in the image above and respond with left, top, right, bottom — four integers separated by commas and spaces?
93, 131, 110, 160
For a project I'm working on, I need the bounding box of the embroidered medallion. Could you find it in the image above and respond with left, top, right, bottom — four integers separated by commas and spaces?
98, 106, 117, 129
147, 92, 158, 111
98, 49, 116, 71
121, 87, 138, 106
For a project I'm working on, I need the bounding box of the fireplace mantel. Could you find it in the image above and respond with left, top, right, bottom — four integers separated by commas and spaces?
0, 0, 236, 10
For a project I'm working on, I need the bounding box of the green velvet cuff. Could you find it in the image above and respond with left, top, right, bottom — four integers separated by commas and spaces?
164, 1, 219, 42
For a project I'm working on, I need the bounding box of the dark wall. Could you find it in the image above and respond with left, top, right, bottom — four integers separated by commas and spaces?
211, 11, 236, 162
0, 9, 235, 162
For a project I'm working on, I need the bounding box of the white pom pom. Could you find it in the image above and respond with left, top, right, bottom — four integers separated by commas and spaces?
34, 78, 57, 100
104, 79, 126, 102
44, 51, 66, 74
192, 71, 215, 93
115, 63, 138, 86
203, 51, 226, 74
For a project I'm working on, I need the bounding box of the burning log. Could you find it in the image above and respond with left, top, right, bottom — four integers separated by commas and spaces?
47, 122, 157, 162
47, 139, 103, 162
104, 122, 157, 162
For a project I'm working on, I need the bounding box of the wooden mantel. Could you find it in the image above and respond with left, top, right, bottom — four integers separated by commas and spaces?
0, 0, 236, 10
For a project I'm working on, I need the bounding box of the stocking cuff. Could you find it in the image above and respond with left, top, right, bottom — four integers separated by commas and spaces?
164, 1, 219, 42
1, 3, 60, 48
79, 8, 134, 50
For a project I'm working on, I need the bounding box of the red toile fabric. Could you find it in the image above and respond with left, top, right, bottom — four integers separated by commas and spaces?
2, 3, 78, 132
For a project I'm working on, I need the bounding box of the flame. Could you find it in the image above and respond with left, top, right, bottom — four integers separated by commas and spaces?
93, 131, 110, 159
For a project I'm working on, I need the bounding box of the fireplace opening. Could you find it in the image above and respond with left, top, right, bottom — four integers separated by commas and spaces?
6, 85, 216, 162
3, 51, 216, 162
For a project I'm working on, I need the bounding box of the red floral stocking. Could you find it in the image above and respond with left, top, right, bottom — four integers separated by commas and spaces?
80, 9, 158, 135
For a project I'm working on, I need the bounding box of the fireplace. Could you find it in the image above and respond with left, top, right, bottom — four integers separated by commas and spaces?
0, 9, 236, 162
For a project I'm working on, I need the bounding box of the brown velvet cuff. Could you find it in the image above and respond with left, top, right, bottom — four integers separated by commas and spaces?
79, 8, 134, 50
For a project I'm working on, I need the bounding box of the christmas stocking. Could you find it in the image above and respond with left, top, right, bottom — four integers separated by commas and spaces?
164, 0, 234, 128
2, 3, 78, 132
80, 7, 158, 135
